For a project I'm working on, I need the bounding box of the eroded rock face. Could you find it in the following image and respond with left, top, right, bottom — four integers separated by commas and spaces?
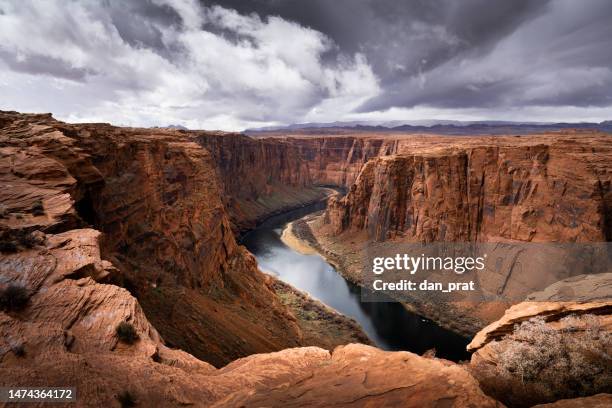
215, 344, 503, 408
265, 135, 400, 187
325, 135, 612, 243
0, 229, 162, 359
317, 134, 612, 330
195, 133, 319, 232
196, 134, 400, 231
0, 111, 302, 366
532, 394, 612, 407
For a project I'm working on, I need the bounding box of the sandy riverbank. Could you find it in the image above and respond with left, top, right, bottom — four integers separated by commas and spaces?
280, 222, 317, 255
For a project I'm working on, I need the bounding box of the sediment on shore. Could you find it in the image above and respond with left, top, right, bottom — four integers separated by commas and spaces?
268, 275, 373, 348
284, 212, 490, 337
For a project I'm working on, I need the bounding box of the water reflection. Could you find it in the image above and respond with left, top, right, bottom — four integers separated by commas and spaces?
241, 204, 470, 361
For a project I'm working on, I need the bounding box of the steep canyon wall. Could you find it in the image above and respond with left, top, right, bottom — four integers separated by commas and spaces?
325, 135, 612, 243
320, 133, 612, 330
1, 112, 610, 407
0, 111, 303, 366
0, 111, 506, 407
195, 133, 399, 230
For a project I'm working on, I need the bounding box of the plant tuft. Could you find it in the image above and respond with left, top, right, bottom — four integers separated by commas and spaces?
116, 390, 137, 407
0, 284, 30, 312
116, 322, 139, 345
31, 200, 45, 216
12, 343, 26, 357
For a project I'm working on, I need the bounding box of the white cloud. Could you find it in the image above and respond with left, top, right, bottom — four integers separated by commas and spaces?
0, 0, 380, 130
1, 0, 609, 129
344, 105, 612, 124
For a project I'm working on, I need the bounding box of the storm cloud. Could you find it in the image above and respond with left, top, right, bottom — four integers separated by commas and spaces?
0, 0, 610, 129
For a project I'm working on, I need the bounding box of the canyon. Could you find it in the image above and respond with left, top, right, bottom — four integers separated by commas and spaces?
1, 110, 610, 407
306, 131, 612, 334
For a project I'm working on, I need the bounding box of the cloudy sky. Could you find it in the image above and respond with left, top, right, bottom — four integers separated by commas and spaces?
1, 0, 611, 130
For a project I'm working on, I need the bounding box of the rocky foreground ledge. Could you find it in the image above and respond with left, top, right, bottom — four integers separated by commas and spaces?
1, 227, 608, 407
0, 224, 501, 407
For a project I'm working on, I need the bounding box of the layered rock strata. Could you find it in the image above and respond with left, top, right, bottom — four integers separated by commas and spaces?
326, 134, 612, 242
314, 132, 612, 332
195, 133, 400, 231
0, 111, 365, 367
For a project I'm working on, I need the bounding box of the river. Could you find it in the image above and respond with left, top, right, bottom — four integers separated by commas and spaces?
241, 203, 471, 361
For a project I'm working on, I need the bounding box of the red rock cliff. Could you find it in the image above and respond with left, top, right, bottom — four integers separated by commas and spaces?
195, 133, 400, 231
0, 111, 505, 408
0, 111, 302, 366
313, 133, 612, 333
325, 134, 612, 243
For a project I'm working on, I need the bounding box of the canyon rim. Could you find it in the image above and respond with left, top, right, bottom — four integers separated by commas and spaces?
1, 1, 612, 407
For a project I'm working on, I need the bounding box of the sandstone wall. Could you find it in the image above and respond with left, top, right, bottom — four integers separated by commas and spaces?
195, 133, 399, 230
195, 133, 318, 232
316, 133, 612, 331
0, 111, 505, 408
325, 135, 612, 243
268, 136, 400, 187
0, 111, 302, 366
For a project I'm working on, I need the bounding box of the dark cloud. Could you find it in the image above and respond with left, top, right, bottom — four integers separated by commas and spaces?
206, 1, 549, 77
0, 0, 611, 128
105, 0, 184, 60
358, 0, 612, 111
0, 50, 94, 81
209, 0, 612, 112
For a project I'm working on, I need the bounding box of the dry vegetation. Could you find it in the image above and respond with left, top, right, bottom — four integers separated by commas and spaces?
115, 322, 139, 345
473, 314, 611, 407
0, 284, 30, 312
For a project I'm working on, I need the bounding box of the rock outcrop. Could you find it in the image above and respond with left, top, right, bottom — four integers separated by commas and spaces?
313, 133, 612, 332
215, 344, 502, 408
467, 273, 612, 351
468, 275, 612, 407
533, 394, 612, 407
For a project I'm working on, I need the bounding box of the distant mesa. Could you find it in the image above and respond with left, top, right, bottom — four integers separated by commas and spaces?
245, 119, 612, 136
152, 124, 189, 130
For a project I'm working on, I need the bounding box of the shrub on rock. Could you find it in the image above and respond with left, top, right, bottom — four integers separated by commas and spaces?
116, 322, 139, 344
473, 314, 611, 407
0, 284, 30, 312
117, 390, 137, 407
